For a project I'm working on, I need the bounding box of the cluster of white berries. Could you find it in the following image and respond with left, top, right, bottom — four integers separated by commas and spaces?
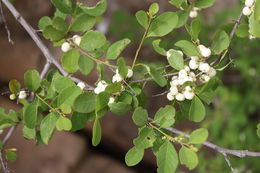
189, 7, 201, 18
167, 66, 196, 101
61, 35, 82, 52
112, 69, 133, 83
243, 0, 255, 16
94, 80, 108, 94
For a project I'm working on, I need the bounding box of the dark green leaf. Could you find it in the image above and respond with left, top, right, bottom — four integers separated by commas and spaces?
56, 116, 72, 131
9, 79, 21, 94
109, 102, 132, 115
189, 96, 206, 122
24, 70, 41, 92
175, 40, 200, 56
40, 112, 59, 144
24, 101, 38, 128
71, 112, 95, 131
152, 39, 166, 56
154, 105, 175, 128
80, 0, 107, 16
167, 49, 184, 70
43, 25, 64, 42
136, 10, 148, 29
195, 0, 216, 8
189, 128, 208, 144
211, 30, 230, 54
38, 16, 52, 30
71, 14, 96, 32
125, 146, 144, 166
92, 118, 102, 146
132, 107, 148, 126
80, 30, 106, 51
78, 55, 94, 75
179, 146, 198, 170
107, 39, 131, 60
51, 0, 73, 14
73, 92, 96, 113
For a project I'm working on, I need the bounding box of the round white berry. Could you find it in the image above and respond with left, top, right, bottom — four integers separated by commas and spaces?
61, 42, 71, 52
191, 56, 199, 62
77, 82, 86, 90
178, 69, 188, 78
199, 62, 211, 73
169, 86, 178, 95
243, 6, 252, 16
172, 76, 178, 81
108, 97, 115, 104
198, 45, 211, 57
94, 87, 102, 94
175, 93, 185, 101
184, 65, 190, 72
112, 73, 123, 83
189, 72, 196, 82
170, 79, 179, 86
9, 94, 16, 100
207, 67, 216, 77
185, 86, 192, 91
200, 74, 210, 83
72, 35, 81, 46
245, 0, 254, 7
18, 90, 27, 99
97, 80, 107, 88
189, 10, 198, 18
189, 60, 199, 70
167, 93, 175, 101
183, 90, 195, 100
166, 49, 173, 59
126, 69, 133, 78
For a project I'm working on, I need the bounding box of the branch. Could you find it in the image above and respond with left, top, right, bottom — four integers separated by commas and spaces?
0, 0, 14, 44
0, 0, 94, 90
130, 72, 178, 83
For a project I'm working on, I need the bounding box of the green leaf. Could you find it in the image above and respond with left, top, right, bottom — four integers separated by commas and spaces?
40, 112, 59, 144
167, 49, 184, 70
52, 76, 75, 93
254, 0, 260, 21
157, 141, 178, 173
117, 58, 128, 78
176, 10, 189, 28
152, 39, 166, 56
189, 128, 208, 144
236, 24, 249, 38
71, 14, 96, 32
56, 116, 72, 131
43, 25, 64, 42
52, 17, 68, 32
92, 118, 102, 146
189, 96, 206, 122
71, 112, 95, 131
109, 102, 132, 115
105, 82, 122, 94
175, 40, 200, 56
190, 19, 201, 40
211, 30, 230, 54
80, 30, 106, 51
57, 86, 82, 110
134, 127, 156, 149
96, 92, 109, 112
136, 10, 148, 29
145, 65, 167, 87
73, 92, 96, 113
9, 79, 21, 94
132, 107, 148, 126
38, 16, 52, 30
154, 105, 175, 128
147, 12, 178, 37
80, 0, 107, 17
61, 50, 80, 73
5, 151, 17, 162
22, 126, 36, 139
195, 0, 216, 8
179, 146, 198, 170
249, 14, 260, 37
78, 55, 94, 75
125, 146, 144, 166
169, 0, 186, 8
24, 70, 41, 92
149, 2, 159, 15
24, 101, 38, 129
107, 39, 131, 60
51, 0, 73, 14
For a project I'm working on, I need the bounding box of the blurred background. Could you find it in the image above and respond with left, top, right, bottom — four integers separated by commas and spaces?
0, 0, 259, 172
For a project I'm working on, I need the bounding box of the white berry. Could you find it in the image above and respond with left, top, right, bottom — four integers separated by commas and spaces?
249, 35, 256, 40
18, 90, 27, 99
178, 69, 188, 78
9, 94, 16, 100
184, 65, 190, 72
169, 86, 178, 95
170, 79, 179, 86
189, 10, 198, 18
166, 49, 173, 59
243, 6, 252, 16
207, 67, 216, 77
112, 73, 123, 83
126, 69, 133, 78
167, 93, 175, 101
199, 62, 211, 73
189, 60, 199, 70
72, 35, 81, 46
108, 97, 115, 104
61, 42, 71, 52
175, 93, 185, 101
200, 74, 210, 83
198, 45, 211, 57
77, 82, 86, 90
245, 0, 254, 7
191, 56, 199, 62
183, 90, 195, 100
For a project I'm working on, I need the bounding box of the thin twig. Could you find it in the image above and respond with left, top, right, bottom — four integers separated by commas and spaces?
40, 62, 51, 79
152, 90, 168, 97
130, 72, 178, 83
0, 1, 14, 44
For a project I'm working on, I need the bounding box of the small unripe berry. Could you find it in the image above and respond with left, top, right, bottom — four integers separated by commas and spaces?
9, 94, 16, 100
167, 92, 175, 101
199, 62, 211, 73
72, 35, 81, 46
61, 42, 71, 52
245, 0, 254, 7
175, 93, 185, 101
189, 10, 198, 18
126, 69, 133, 78
189, 60, 199, 70
77, 82, 86, 90
18, 90, 27, 99
243, 6, 252, 16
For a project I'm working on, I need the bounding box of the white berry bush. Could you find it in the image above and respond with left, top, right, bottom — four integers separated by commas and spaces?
1, 0, 260, 172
